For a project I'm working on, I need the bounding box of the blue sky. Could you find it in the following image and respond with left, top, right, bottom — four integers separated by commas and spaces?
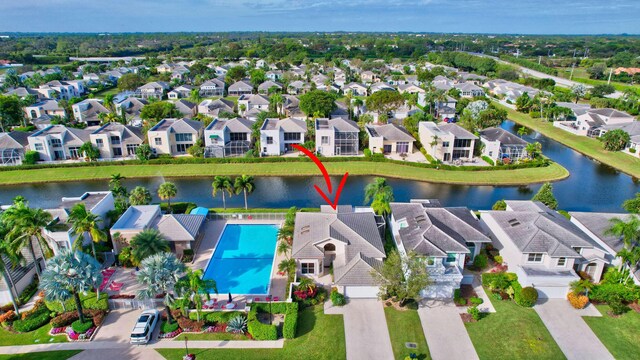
0, 0, 638, 34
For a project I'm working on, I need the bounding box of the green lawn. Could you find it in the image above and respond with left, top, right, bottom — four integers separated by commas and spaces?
557, 67, 640, 93
496, 103, 640, 178
0, 324, 68, 346
465, 294, 564, 360
91, 87, 120, 98
0, 160, 568, 186
0, 351, 81, 360
173, 332, 250, 341
157, 305, 346, 360
583, 305, 640, 360
384, 307, 431, 360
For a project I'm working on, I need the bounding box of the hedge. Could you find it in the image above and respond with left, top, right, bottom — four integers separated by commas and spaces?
17, 279, 39, 305
247, 317, 278, 340
45, 292, 109, 314
160, 202, 197, 214
515, 286, 538, 307
283, 302, 298, 339
589, 283, 640, 303
71, 320, 93, 334
12, 311, 50, 332
481, 156, 495, 166
246, 302, 298, 340
50, 310, 107, 328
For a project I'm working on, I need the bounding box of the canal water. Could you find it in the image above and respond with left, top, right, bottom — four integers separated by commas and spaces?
0, 121, 637, 212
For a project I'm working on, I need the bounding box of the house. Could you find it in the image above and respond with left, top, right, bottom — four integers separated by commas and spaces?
389, 200, 492, 298
110, 205, 206, 256
147, 118, 204, 156
315, 118, 360, 156
609, 122, 640, 157
43, 191, 115, 253
24, 99, 66, 120
312, 74, 329, 87
343, 82, 368, 97
259, 117, 307, 156
0, 243, 44, 305
432, 75, 454, 91
136, 81, 170, 100
237, 94, 270, 115
560, 108, 636, 137
197, 98, 235, 118
365, 123, 415, 155
4, 87, 43, 100
292, 205, 386, 298
479, 127, 529, 163
171, 66, 190, 82
118, 97, 148, 126
173, 99, 198, 118
204, 117, 253, 158
419, 122, 477, 162
0, 131, 31, 165
257, 80, 282, 95
28, 125, 90, 161
390, 104, 420, 120
369, 82, 395, 94
287, 80, 310, 95
282, 95, 304, 118
90, 122, 144, 159
199, 78, 225, 97
480, 200, 609, 298
167, 85, 194, 100
434, 96, 457, 121
266, 70, 283, 81
484, 79, 542, 103
156, 64, 174, 73
398, 84, 425, 95
361, 71, 378, 84
72, 99, 110, 126
227, 80, 254, 96
453, 82, 485, 98
570, 212, 640, 284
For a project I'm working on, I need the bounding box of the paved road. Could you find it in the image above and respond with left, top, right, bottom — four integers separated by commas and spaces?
326, 299, 394, 360
535, 299, 613, 360
418, 300, 479, 360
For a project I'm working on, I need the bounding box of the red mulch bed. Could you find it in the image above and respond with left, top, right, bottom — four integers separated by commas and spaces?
460, 313, 476, 323
629, 302, 640, 314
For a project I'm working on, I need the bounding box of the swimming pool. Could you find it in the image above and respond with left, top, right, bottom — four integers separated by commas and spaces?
203, 224, 279, 295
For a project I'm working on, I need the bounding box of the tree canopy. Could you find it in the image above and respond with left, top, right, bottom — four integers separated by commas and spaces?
299, 90, 338, 117
600, 129, 630, 151
365, 90, 405, 115
532, 182, 558, 210
117, 73, 145, 91
140, 101, 180, 122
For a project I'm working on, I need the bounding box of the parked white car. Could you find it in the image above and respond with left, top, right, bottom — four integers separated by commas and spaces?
130, 309, 159, 344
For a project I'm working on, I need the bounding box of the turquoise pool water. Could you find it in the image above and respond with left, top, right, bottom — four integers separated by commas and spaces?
203, 224, 279, 295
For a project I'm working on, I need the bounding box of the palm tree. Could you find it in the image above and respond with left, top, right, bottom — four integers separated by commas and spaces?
212, 176, 234, 209
2, 202, 54, 279
278, 258, 296, 282
137, 253, 186, 325
176, 268, 217, 321
40, 250, 103, 324
517, 126, 528, 138
0, 239, 23, 315
277, 241, 291, 257
270, 93, 284, 115
130, 229, 170, 264
570, 279, 595, 297
605, 216, 640, 251
129, 186, 152, 206
234, 175, 255, 210
189, 88, 202, 104
364, 177, 394, 205
68, 203, 107, 260
109, 173, 126, 189
158, 182, 178, 213
277, 225, 294, 245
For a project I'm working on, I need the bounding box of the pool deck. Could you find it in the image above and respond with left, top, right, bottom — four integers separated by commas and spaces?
191, 219, 289, 303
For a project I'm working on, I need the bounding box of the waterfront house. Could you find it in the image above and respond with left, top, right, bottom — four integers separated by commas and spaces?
204, 117, 253, 158
0, 131, 31, 166
28, 125, 90, 161
389, 200, 492, 298
556, 108, 636, 137
147, 118, 204, 156
259, 117, 307, 156
90, 122, 144, 160
419, 122, 477, 163
479, 127, 529, 163
366, 123, 415, 155
118, 97, 148, 126
292, 205, 386, 298
315, 117, 360, 156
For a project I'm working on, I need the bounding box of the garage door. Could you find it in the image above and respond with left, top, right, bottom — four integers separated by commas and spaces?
343, 286, 379, 298
535, 286, 569, 299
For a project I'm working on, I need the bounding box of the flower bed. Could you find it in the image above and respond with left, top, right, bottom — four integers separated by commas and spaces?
159, 328, 183, 339
49, 325, 97, 342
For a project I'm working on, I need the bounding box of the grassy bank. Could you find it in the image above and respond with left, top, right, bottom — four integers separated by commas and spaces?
496, 103, 640, 178
0, 160, 569, 186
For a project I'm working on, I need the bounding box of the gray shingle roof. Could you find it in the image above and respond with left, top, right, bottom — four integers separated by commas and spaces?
333, 252, 383, 286
366, 123, 415, 142
437, 123, 478, 139
480, 127, 528, 146
569, 212, 637, 253
154, 214, 206, 241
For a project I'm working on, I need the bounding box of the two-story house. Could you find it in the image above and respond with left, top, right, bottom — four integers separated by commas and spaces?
199, 78, 225, 97
72, 99, 110, 126
315, 117, 360, 156
24, 99, 66, 120
118, 97, 148, 126
90, 122, 144, 159
28, 125, 90, 161
197, 98, 235, 118
453, 82, 485, 98
227, 80, 254, 96
419, 122, 477, 163
479, 127, 529, 163
366, 123, 415, 155
390, 200, 492, 298
136, 81, 170, 100
257, 80, 282, 95
237, 94, 270, 115
480, 200, 608, 298
260, 117, 307, 156
0, 131, 31, 166
147, 118, 203, 156
204, 117, 253, 158
167, 85, 194, 100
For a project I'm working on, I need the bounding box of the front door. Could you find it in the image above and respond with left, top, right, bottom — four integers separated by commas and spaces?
54, 150, 65, 160
383, 144, 392, 154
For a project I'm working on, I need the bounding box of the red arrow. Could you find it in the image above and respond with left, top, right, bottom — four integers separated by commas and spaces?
292, 144, 349, 210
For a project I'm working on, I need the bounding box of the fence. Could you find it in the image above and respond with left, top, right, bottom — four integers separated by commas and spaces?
207, 212, 287, 221
108, 298, 163, 310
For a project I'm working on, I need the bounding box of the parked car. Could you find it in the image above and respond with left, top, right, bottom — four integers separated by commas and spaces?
130, 309, 159, 344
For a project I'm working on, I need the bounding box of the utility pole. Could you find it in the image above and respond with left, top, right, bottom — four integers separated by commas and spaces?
570, 63, 575, 81
538, 56, 542, 65
607, 68, 613, 85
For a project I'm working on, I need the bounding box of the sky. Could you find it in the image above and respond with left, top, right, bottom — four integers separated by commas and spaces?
0, 0, 639, 34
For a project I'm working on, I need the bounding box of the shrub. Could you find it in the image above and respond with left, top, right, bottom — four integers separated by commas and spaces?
204, 311, 244, 325
20, 299, 46, 320
590, 283, 639, 303
363, 148, 372, 157
282, 302, 298, 339
469, 297, 484, 306
608, 297, 629, 315
160, 202, 196, 214
71, 320, 93, 334
23, 151, 39, 165
12, 311, 50, 332
491, 292, 503, 301
226, 315, 247, 333
630, 148, 636, 154
50, 310, 106, 328
45, 292, 109, 313
330, 290, 346, 306
17, 279, 39, 305
567, 292, 589, 309
472, 255, 488, 270
161, 320, 179, 334
481, 156, 495, 166
467, 306, 481, 321
482, 272, 517, 291
494, 255, 503, 264
453, 289, 466, 306
515, 286, 538, 307
0, 310, 17, 324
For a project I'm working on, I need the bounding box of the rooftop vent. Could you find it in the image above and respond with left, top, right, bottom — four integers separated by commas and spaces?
508, 218, 521, 227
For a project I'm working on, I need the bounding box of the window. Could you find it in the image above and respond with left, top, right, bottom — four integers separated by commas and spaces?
283, 132, 301, 141
266, 137, 273, 145
557, 257, 567, 267
230, 133, 247, 142
527, 253, 543, 263
176, 143, 192, 153
51, 138, 62, 147
321, 136, 330, 145
110, 136, 121, 145
126, 144, 139, 155
175, 133, 193, 142
95, 139, 104, 148
453, 139, 472, 148
68, 147, 80, 158
34, 143, 44, 151
154, 138, 162, 146
301, 262, 315, 274
442, 141, 450, 147
112, 147, 122, 156
445, 253, 456, 263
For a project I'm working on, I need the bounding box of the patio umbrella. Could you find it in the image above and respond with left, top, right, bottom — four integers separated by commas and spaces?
228, 292, 232, 303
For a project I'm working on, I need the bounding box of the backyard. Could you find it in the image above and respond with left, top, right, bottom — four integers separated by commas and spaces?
465, 293, 565, 360
496, 103, 640, 178
583, 305, 640, 360
384, 306, 431, 360
157, 304, 346, 360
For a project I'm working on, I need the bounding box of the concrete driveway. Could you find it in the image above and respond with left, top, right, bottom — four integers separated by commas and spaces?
418, 300, 479, 360
535, 299, 613, 360
326, 299, 394, 360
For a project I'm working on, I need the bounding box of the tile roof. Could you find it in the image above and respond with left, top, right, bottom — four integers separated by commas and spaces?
155, 214, 206, 241
365, 123, 415, 142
